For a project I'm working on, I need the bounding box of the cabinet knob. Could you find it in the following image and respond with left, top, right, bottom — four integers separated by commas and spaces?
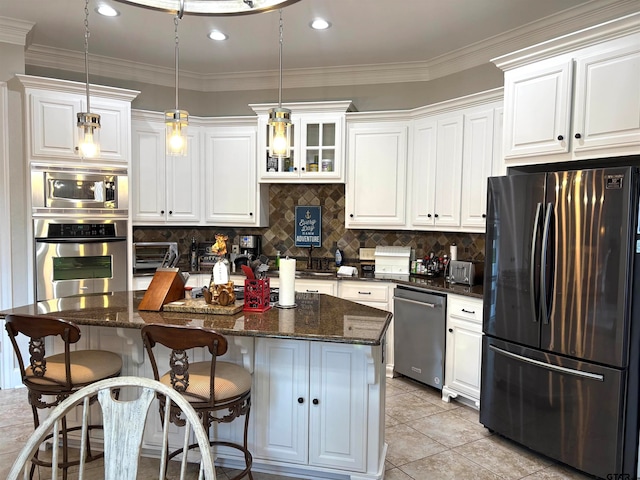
557, 135, 564, 141
168, 210, 173, 215
249, 212, 253, 216
434, 214, 439, 218
298, 397, 304, 404
160, 210, 165, 214
294, 167, 298, 172
482, 213, 487, 218
427, 214, 432, 218
312, 399, 319, 405
350, 213, 354, 218
301, 167, 305, 171
575, 133, 582, 139
448, 328, 453, 333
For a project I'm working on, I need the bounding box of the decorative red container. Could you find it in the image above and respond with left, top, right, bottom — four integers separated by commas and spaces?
243, 278, 271, 312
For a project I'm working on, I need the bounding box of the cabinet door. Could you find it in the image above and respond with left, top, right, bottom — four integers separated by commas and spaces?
444, 296, 483, 405
461, 109, 495, 229
300, 114, 344, 181
502, 60, 573, 159
131, 121, 166, 223
29, 91, 82, 159
254, 338, 309, 464
309, 342, 367, 471
409, 118, 437, 227
572, 39, 640, 154
259, 116, 300, 181
205, 127, 266, 226
165, 129, 201, 224
90, 97, 129, 163
346, 123, 408, 228
433, 114, 463, 228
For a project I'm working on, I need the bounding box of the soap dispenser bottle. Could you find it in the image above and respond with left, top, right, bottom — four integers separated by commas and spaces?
335, 247, 342, 268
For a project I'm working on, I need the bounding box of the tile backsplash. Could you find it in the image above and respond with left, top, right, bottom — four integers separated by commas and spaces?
133, 184, 484, 269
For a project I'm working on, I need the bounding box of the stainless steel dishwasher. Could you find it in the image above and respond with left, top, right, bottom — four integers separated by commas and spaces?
393, 285, 446, 389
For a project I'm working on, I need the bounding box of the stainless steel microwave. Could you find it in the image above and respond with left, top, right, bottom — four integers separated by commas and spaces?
31, 164, 128, 214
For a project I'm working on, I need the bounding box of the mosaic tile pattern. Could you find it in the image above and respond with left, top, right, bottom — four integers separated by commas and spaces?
133, 184, 485, 269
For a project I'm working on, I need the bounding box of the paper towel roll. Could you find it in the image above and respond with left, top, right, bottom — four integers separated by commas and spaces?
279, 258, 296, 306
450, 244, 458, 261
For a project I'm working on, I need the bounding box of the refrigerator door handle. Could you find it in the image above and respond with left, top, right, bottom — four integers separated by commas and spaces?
489, 344, 604, 381
530, 202, 543, 322
540, 202, 554, 324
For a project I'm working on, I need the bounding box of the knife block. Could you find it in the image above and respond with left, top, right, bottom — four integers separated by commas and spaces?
138, 268, 186, 311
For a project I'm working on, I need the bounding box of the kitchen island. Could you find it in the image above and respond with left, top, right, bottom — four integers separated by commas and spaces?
0, 290, 391, 480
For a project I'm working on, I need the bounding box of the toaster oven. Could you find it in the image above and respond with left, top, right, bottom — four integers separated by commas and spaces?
448, 260, 484, 286
133, 242, 179, 274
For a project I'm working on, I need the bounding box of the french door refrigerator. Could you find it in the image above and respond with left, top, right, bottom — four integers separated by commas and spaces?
481, 166, 640, 479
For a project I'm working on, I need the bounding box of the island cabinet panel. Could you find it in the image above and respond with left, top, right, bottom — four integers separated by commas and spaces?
254, 338, 370, 473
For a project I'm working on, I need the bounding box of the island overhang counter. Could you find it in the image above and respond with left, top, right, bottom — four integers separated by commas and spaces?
1, 290, 391, 480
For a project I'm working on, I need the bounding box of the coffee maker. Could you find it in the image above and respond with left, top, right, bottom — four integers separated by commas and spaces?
239, 235, 261, 260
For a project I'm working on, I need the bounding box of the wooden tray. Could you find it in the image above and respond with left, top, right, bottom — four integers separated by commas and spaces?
163, 298, 243, 315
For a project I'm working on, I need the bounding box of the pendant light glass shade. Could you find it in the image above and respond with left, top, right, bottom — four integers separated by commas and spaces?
165, 6, 188, 156
268, 9, 291, 160
77, 0, 100, 159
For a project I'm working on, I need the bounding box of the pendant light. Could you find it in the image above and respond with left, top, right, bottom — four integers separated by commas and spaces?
77, 0, 101, 159
165, 0, 188, 156
268, 9, 291, 160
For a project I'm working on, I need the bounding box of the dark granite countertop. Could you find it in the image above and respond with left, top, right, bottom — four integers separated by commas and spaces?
0, 290, 392, 346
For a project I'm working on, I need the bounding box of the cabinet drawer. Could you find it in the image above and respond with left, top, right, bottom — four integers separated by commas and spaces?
295, 279, 336, 295
340, 282, 388, 302
448, 295, 482, 324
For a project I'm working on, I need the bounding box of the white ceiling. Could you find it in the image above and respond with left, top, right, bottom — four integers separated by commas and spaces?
1, 0, 639, 91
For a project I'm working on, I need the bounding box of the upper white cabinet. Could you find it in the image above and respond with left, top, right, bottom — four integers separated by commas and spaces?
203, 119, 268, 227
407, 90, 503, 233
17, 75, 138, 165
250, 101, 353, 183
495, 18, 640, 164
345, 120, 409, 228
131, 111, 201, 224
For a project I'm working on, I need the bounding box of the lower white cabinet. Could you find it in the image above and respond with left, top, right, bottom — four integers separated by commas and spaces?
442, 294, 483, 408
253, 338, 381, 474
338, 280, 390, 311
294, 278, 336, 295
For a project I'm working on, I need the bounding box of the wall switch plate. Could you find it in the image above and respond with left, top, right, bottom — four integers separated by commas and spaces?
232, 245, 240, 254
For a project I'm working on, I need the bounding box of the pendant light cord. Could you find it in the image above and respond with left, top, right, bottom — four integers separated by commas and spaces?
175, 0, 184, 110
278, 8, 283, 108
84, 0, 91, 112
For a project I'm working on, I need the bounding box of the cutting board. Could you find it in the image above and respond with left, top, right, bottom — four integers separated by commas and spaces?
163, 298, 243, 315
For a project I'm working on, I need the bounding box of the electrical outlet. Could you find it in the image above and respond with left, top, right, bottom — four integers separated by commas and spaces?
232, 245, 240, 254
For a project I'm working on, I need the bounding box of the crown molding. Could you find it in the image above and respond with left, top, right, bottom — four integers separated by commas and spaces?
18, 0, 640, 92
0, 17, 34, 47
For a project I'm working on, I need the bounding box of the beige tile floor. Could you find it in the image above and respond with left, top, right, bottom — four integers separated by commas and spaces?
0, 376, 593, 480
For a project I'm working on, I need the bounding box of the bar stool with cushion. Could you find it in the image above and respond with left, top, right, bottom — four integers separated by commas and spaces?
4, 313, 123, 479
141, 324, 253, 480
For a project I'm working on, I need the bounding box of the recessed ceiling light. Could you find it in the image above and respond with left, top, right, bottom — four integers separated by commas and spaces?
96, 4, 120, 17
208, 30, 228, 41
310, 18, 331, 30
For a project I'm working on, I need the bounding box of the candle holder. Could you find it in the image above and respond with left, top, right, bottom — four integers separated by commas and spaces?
243, 277, 271, 312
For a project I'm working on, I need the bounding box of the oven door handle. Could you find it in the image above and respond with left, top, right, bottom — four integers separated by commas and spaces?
35, 237, 127, 244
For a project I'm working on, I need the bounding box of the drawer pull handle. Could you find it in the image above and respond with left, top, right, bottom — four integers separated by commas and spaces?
306, 289, 319, 293
461, 309, 476, 314
358, 291, 372, 295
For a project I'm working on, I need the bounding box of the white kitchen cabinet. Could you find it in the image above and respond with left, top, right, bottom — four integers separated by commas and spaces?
408, 91, 502, 233
203, 123, 268, 227
295, 278, 336, 296
345, 120, 409, 228
497, 26, 640, 164
131, 112, 201, 224
251, 101, 353, 183
253, 338, 370, 472
442, 294, 483, 408
17, 75, 138, 165
338, 281, 390, 312
460, 108, 496, 230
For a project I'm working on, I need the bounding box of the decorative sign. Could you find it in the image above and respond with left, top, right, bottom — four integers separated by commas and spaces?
295, 206, 322, 247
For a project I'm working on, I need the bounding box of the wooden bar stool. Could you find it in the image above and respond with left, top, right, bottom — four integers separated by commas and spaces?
141, 324, 253, 480
4, 313, 123, 480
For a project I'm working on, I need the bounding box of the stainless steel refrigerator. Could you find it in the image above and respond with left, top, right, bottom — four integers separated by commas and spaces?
480, 166, 640, 479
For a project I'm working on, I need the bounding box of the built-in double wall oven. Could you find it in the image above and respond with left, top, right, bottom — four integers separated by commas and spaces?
34, 218, 128, 302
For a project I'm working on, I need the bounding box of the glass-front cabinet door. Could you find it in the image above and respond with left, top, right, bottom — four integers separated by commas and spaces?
252, 101, 353, 183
